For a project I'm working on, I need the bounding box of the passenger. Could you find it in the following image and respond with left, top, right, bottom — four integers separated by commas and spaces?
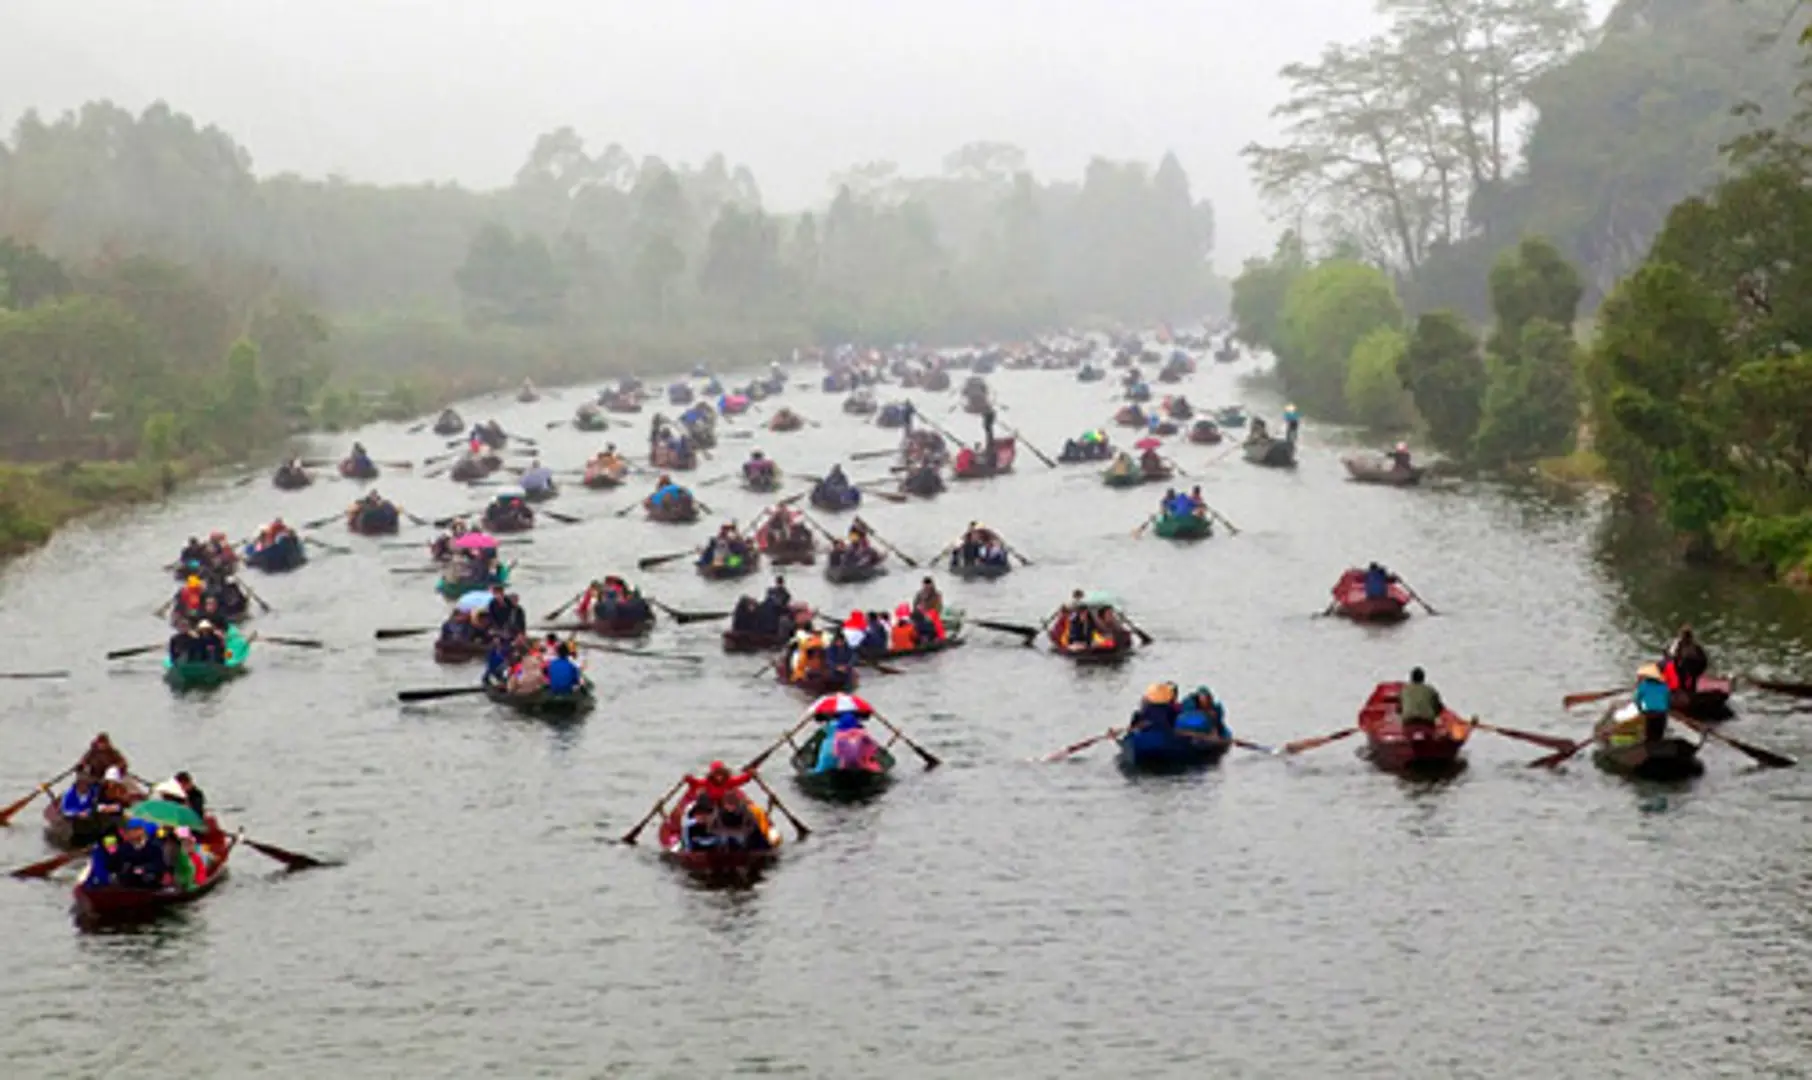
1398, 667, 1444, 727
545, 643, 583, 694
112, 819, 170, 889
1178, 687, 1231, 740
168, 625, 197, 664
1666, 625, 1709, 695
192, 621, 226, 664
913, 577, 943, 615
59, 774, 101, 820
1133, 682, 1180, 731
1633, 662, 1673, 743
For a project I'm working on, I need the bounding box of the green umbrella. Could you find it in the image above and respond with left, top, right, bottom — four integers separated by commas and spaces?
125, 799, 205, 831
1080, 589, 1122, 609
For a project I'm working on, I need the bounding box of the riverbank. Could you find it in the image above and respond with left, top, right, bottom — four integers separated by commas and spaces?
0, 460, 183, 557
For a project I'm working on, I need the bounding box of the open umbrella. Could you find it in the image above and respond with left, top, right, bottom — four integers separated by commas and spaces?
1080, 589, 1122, 609
126, 798, 206, 832
809, 693, 874, 716
492, 486, 526, 501
1134, 437, 1163, 451
452, 532, 498, 551
455, 590, 494, 613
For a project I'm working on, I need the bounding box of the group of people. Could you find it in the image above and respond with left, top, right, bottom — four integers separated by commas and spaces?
1158, 486, 1209, 520
1054, 590, 1125, 652
348, 488, 399, 529
698, 523, 756, 572
827, 519, 883, 571
1616, 626, 1714, 744
782, 625, 858, 688
843, 600, 947, 657
482, 631, 586, 696
176, 531, 240, 579
645, 473, 696, 514
811, 464, 859, 508
742, 450, 779, 488
649, 417, 698, 469
730, 576, 810, 638
171, 569, 250, 630
66, 736, 222, 894
678, 762, 771, 851
949, 522, 1009, 570
1060, 430, 1112, 462
753, 505, 813, 554
585, 446, 628, 484
1132, 683, 1231, 740
576, 575, 651, 626
484, 490, 535, 531
167, 618, 231, 665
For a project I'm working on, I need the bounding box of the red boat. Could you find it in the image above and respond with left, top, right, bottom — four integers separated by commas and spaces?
952, 437, 1016, 480
658, 792, 782, 884
1356, 682, 1472, 775
73, 833, 237, 924
1671, 676, 1734, 721
1329, 568, 1413, 622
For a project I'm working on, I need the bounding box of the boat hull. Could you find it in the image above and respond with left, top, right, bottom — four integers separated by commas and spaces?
74, 839, 235, 925
1343, 456, 1423, 486
1153, 514, 1212, 540
484, 681, 597, 720
1357, 682, 1470, 775
1116, 729, 1230, 773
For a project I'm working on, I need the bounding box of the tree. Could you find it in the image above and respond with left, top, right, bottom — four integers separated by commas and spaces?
1398, 310, 1486, 455
1230, 231, 1307, 349
1344, 325, 1418, 429
453, 224, 566, 326
1276, 260, 1404, 417
698, 204, 782, 314
1486, 235, 1582, 355
0, 237, 69, 308
1472, 317, 1579, 463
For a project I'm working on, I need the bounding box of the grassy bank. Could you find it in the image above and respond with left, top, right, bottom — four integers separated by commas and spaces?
0, 460, 185, 557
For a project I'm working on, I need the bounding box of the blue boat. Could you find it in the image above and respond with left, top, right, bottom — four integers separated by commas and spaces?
242, 533, 307, 573
1116, 713, 1231, 773
809, 484, 861, 512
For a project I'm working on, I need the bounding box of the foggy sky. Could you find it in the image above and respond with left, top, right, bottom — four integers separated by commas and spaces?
1, 0, 1611, 268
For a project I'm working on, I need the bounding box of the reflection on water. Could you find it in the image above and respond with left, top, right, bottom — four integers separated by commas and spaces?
0, 357, 1810, 1076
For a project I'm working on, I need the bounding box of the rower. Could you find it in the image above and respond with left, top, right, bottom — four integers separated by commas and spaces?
1666, 625, 1709, 695
174, 771, 207, 817
743, 450, 771, 478
1398, 667, 1443, 727
1388, 442, 1414, 472
111, 819, 170, 889
1063, 589, 1091, 645
765, 575, 791, 611
1186, 486, 1206, 514
914, 576, 942, 615
60, 774, 101, 820
1248, 417, 1270, 443
1133, 682, 1180, 731
545, 642, 582, 694
684, 761, 754, 810
1363, 562, 1396, 600
1283, 403, 1301, 443
1633, 662, 1672, 743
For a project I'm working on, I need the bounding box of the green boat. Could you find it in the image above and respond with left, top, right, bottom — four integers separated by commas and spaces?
791, 721, 898, 800
163, 625, 252, 690
484, 678, 597, 720
1153, 513, 1213, 541
437, 561, 511, 599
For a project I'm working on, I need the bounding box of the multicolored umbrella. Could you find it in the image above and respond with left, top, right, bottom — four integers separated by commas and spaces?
125, 798, 206, 832
809, 693, 874, 717
452, 533, 498, 551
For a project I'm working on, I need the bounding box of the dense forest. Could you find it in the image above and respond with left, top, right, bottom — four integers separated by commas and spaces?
0, 105, 1220, 464
1233, 0, 1812, 583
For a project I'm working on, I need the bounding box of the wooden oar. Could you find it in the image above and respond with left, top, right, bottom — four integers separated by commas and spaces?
868, 710, 942, 769
0, 766, 76, 825
745, 711, 821, 771
10, 846, 89, 879
1120, 614, 1155, 646
1471, 720, 1575, 754
396, 686, 489, 703
1199, 500, 1241, 536
1004, 427, 1057, 469
614, 500, 645, 519
1676, 714, 1796, 769
106, 643, 163, 661
1003, 542, 1034, 567
638, 550, 697, 571
299, 511, 343, 530
242, 583, 274, 614
578, 642, 703, 664
1528, 732, 1597, 769
748, 770, 811, 840
848, 516, 918, 568
1131, 516, 1155, 538
858, 486, 909, 504
649, 599, 732, 625
543, 590, 587, 622
543, 509, 583, 525
1562, 687, 1625, 709
260, 635, 326, 649
375, 627, 437, 640
1400, 580, 1440, 615
1282, 727, 1358, 755
1745, 676, 1812, 699
303, 536, 354, 555
1040, 727, 1123, 762
850, 448, 900, 461
402, 509, 433, 528
0, 669, 69, 680
620, 777, 687, 845
976, 618, 1040, 645
244, 836, 340, 870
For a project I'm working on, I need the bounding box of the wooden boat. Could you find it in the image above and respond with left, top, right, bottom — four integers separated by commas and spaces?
1077, 366, 1105, 383
1116, 725, 1230, 773
1162, 398, 1194, 420
872, 628, 965, 661
1214, 344, 1239, 364
698, 549, 760, 581
1343, 455, 1423, 486
952, 437, 1016, 480
1125, 383, 1152, 403
962, 395, 991, 415
646, 498, 700, 524
472, 423, 508, 450
1329, 568, 1412, 622
722, 627, 791, 653
768, 410, 805, 432
1113, 405, 1146, 428
481, 503, 534, 534
432, 410, 464, 436
757, 531, 816, 566
522, 483, 558, 504
450, 454, 503, 483
1672, 677, 1734, 721
843, 393, 878, 416
650, 444, 698, 471
875, 403, 912, 428
1356, 681, 1471, 775
436, 561, 511, 598
658, 794, 782, 883
1187, 420, 1223, 445
1591, 704, 1705, 780
923, 370, 951, 391
74, 834, 237, 925
1047, 623, 1136, 664
810, 485, 862, 512
1214, 406, 1247, 428
742, 469, 782, 493
338, 457, 379, 480
588, 603, 656, 638
347, 501, 401, 536
573, 404, 610, 431
582, 459, 629, 489
43, 799, 125, 850
948, 558, 1010, 580
163, 625, 252, 690
791, 724, 896, 800
517, 384, 540, 403
775, 657, 859, 695
484, 678, 597, 720
1150, 420, 1180, 436
668, 383, 695, 406
825, 556, 888, 585
600, 390, 642, 413
1152, 513, 1212, 541
1243, 437, 1297, 468
272, 465, 312, 490
242, 533, 307, 573
1103, 458, 1170, 488
433, 635, 490, 664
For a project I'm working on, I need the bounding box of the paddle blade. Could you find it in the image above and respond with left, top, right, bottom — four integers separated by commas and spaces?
1473, 721, 1575, 754
0, 785, 46, 826
1562, 688, 1624, 709
106, 644, 161, 661
396, 686, 489, 703
374, 627, 435, 639
12, 847, 86, 879
1282, 727, 1358, 755
245, 837, 339, 870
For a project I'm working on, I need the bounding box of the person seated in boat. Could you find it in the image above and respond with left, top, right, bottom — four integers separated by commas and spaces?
1178, 687, 1231, 740
743, 450, 776, 481
521, 460, 555, 495
888, 609, 918, 653
60, 773, 101, 821
111, 819, 170, 890
1247, 417, 1270, 444
1399, 667, 1444, 728
790, 631, 826, 682
823, 712, 883, 772
349, 442, 373, 472
954, 521, 986, 566
192, 620, 227, 664
1387, 442, 1414, 472
1633, 662, 1673, 743
824, 629, 856, 679
1060, 592, 1094, 648
179, 535, 207, 568
486, 586, 525, 639
171, 826, 209, 891
1134, 682, 1180, 731
441, 609, 476, 643
914, 577, 943, 616
684, 761, 754, 811
1184, 486, 1207, 515
1665, 625, 1709, 695
648, 474, 687, 509
827, 538, 851, 568
482, 637, 511, 688
1106, 451, 1137, 480
1283, 403, 1301, 443
1363, 562, 1397, 601
168, 622, 197, 664
545, 642, 583, 694
177, 574, 206, 617
171, 771, 207, 817
213, 576, 250, 620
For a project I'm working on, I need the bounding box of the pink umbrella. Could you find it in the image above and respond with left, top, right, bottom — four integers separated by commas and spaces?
452, 532, 499, 551
1134, 437, 1164, 451
809, 693, 874, 716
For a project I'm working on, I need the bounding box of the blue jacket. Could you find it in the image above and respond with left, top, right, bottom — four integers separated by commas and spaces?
654, 483, 685, 506
1135, 701, 1178, 731
61, 784, 99, 817
1364, 567, 1390, 599
1178, 703, 1229, 739
1635, 677, 1671, 715
546, 655, 582, 693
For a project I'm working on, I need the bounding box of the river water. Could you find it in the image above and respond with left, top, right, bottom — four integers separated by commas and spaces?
3, 356, 1811, 1079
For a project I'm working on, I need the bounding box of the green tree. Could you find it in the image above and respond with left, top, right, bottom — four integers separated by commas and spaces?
1473, 318, 1580, 464
1398, 310, 1486, 456
1230, 231, 1306, 350
1344, 325, 1418, 429
1486, 236, 1582, 355
1275, 260, 1403, 418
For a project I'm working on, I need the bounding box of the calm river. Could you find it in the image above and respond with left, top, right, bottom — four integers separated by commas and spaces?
2, 354, 1810, 1079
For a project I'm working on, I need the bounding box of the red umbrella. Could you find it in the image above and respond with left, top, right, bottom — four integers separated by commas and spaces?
1134, 437, 1164, 451
809, 693, 874, 716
